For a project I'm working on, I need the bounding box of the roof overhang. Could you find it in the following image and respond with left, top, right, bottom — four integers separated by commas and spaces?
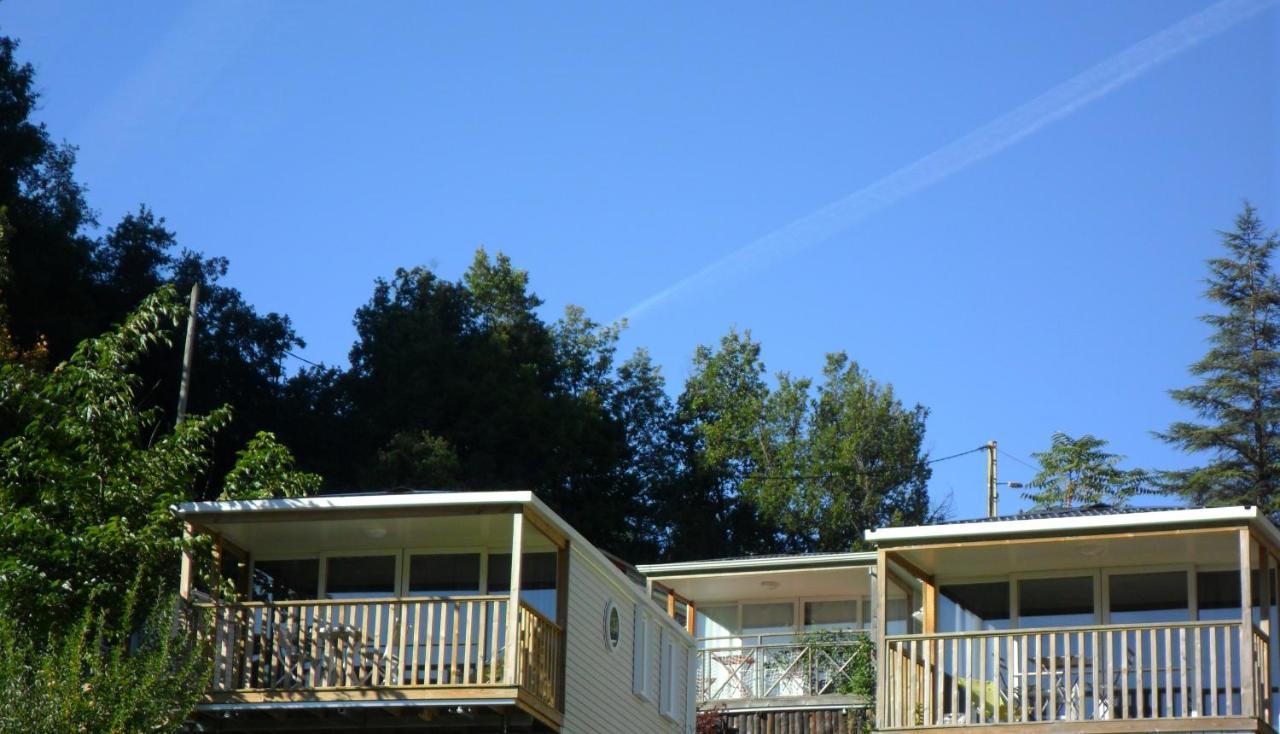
637, 551, 875, 577
866, 506, 1280, 551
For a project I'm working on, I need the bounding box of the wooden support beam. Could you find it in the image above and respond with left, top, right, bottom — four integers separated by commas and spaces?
888, 551, 934, 584
686, 599, 696, 636
875, 551, 890, 730
1240, 527, 1257, 717
504, 511, 524, 685
179, 521, 195, 600
523, 509, 568, 550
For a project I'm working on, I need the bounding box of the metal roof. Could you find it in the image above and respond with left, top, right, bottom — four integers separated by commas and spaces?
945, 503, 1188, 525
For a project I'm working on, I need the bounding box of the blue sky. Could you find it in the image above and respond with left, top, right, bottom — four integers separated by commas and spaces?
4, 1, 1277, 518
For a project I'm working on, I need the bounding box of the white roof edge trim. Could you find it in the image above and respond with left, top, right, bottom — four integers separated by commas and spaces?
865, 506, 1267, 545
636, 552, 876, 575
172, 490, 537, 516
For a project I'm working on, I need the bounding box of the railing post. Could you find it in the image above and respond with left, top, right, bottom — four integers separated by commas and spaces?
1241, 528, 1257, 717
504, 510, 524, 686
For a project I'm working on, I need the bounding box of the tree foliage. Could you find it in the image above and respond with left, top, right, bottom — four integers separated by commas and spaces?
1159, 203, 1280, 513
1024, 432, 1150, 509
0, 590, 209, 734
0, 287, 318, 638
682, 330, 934, 552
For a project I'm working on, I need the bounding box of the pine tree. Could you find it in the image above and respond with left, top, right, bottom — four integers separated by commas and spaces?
1160, 203, 1280, 513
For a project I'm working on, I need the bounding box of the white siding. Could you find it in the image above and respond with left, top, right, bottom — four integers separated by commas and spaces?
562, 544, 693, 733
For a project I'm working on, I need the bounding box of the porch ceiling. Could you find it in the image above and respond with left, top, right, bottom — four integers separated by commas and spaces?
656, 566, 870, 604
197, 514, 559, 556
895, 527, 1243, 579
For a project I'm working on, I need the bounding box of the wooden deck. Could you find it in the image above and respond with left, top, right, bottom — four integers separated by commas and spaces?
881, 620, 1272, 732
197, 596, 563, 729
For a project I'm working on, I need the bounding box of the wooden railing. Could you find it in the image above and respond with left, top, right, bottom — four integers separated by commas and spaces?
516, 601, 564, 711
696, 633, 867, 702
197, 595, 562, 713
881, 621, 1271, 729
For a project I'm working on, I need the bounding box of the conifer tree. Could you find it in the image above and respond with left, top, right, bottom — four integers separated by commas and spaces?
1160, 204, 1280, 513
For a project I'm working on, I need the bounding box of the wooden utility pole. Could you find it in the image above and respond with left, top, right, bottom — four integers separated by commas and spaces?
986, 440, 998, 517
176, 283, 199, 425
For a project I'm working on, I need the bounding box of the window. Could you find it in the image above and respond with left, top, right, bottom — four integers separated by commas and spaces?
603, 601, 621, 651
695, 605, 738, 643
1018, 576, 1094, 627
632, 604, 652, 699
659, 628, 676, 718
1108, 571, 1188, 623
252, 559, 319, 602
325, 555, 397, 598
940, 582, 1010, 632
804, 600, 858, 631
406, 553, 480, 596
742, 602, 794, 638
489, 552, 558, 619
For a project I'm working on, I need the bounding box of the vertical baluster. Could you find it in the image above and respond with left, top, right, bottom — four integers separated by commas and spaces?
1089, 630, 1099, 721
436, 601, 448, 685
1152, 625, 1162, 717
1179, 627, 1188, 717
427, 600, 439, 685
936, 638, 945, 725
490, 600, 502, 684
1133, 626, 1143, 719
952, 637, 962, 722
1047, 633, 1056, 721
975, 636, 985, 724
964, 636, 973, 724
1009, 635, 1018, 724
1210, 624, 1219, 716
463, 600, 475, 684
907, 639, 916, 725
1019, 634, 1028, 723
1163, 627, 1172, 718
923, 635, 933, 726
1225, 623, 1235, 715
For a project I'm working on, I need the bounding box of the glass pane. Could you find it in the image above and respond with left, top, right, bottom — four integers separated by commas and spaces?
804, 600, 857, 630
1109, 571, 1188, 623
325, 556, 396, 598
407, 553, 480, 596
742, 602, 794, 640
489, 552, 558, 619
696, 605, 738, 644
860, 599, 872, 630
252, 559, 319, 601
940, 581, 1010, 632
1018, 576, 1094, 627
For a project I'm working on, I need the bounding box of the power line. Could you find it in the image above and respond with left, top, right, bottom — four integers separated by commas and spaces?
998, 448, 1038, 472
285, 351, 324, 368
927, 446, 988, 465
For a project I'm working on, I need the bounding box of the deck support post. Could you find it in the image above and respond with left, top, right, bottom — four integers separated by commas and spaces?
875, 552, 889, 730
504, 510, 524, 686
1240, 527, 1256, 717
179, 522, 195, 600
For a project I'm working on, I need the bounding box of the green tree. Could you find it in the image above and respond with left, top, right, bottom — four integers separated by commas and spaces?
681, 330, 934, 552
1159, 204, 1280, 513
1024, 432, 1150, 508
0, 287, 318, 638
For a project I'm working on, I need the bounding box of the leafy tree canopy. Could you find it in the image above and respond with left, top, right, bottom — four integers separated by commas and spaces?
682, 329, 935, 552
1024, 432, 1151, 509
0, 286, 318, 638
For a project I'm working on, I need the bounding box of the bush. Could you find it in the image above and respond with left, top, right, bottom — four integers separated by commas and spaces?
0, 591, 209, 734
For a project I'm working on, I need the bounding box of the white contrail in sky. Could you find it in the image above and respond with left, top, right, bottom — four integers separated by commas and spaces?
621, 0, 1277, 321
